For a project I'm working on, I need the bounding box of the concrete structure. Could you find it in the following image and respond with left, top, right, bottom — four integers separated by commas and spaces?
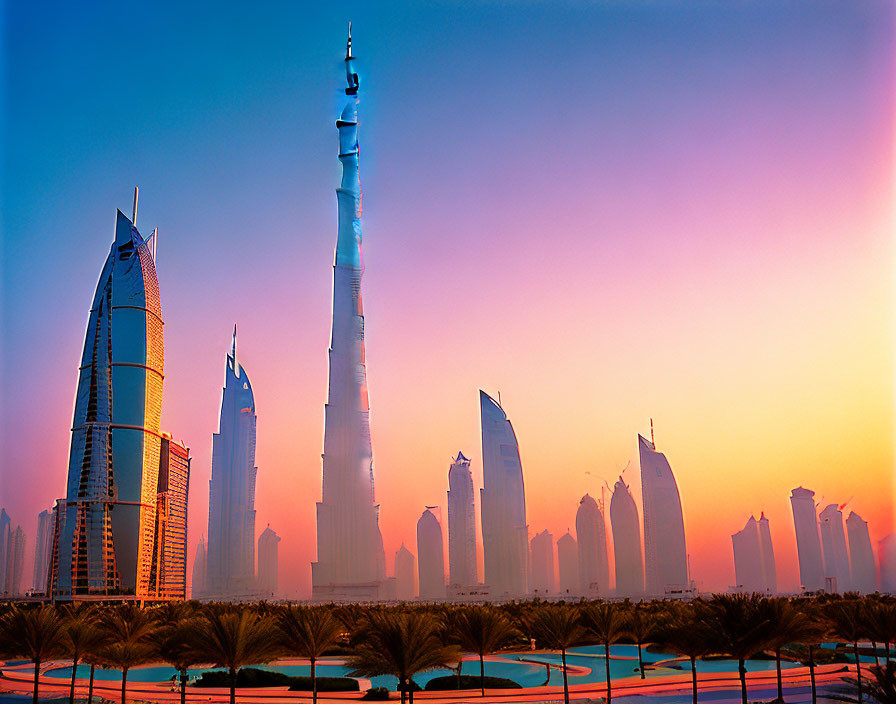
731, 514, 776, 594
416, 509, 446, 600
479, 390, 528, 598
790, 487, 825, 592
530, 529, 554, 595
880, 533, 896, 595
313, 30, 386, 601
4, 526, 25, 597
206, 328, 257, 599
192, 536, 207, 598
845, 511, 876, 594
32, 509, 53, 594
557, 531, 578, 596
257, 525, 281, 598
52, 200, 166, 598
610, 476, 643, 597
447, 451, 477, 591
819, 504, 851, 593
639, 433, 688, 596
393, 544, 416, 601
576, 494, 609, 596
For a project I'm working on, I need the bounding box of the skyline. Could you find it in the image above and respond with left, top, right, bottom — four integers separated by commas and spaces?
1, 1, 894, 598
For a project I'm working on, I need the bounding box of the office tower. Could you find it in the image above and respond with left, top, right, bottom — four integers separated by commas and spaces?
819, 504, 851, 592
880, 534, 896, 595
557, 531, 578, 596
257, 525, 281, 597
394, 545, 416, 601
789, 487, 825, 592
530, 529, 554, 595
4, 526, 25, 596
845, 511, 876, 594
416, 509, 446, 600
731, 514, 776, 594
149, 436, 190, 599
479, 390, 528, 598
0, 509, 10, 591
576, 493, 610, 596
312, 29, 386, 602
447, 451, 477, 590
192, 535, 207, 598
32, 509, 53, 594
52, 196, 165, 598
639, 432, 688, 596
610, 476, 643, 596
206, 328, 257, 599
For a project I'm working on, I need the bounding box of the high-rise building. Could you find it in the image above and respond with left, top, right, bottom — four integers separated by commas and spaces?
447, 451, 477, 590
757, 512, 777, 593
257, 525, 281, 598
639, 432, 688, 596
4, 526, 26, 596
312, 29, 386, 602
149, 436, 190, 599
394, 544, 416, 601
880, 534, 896, 595
557, 531, 578, 596
52, 198, 165, 598
192, 536, 207, 598
417, 509, 446, 600
845, 511, 876, 594
610, 476, 643, 597
206, 328, 257, 599
0, 509, 10, 591
479, 390, 528, 598
530, 530, 554, 595
819, 504, 851, 593
576, 494, 610, 596
789, 487, 825, 592
32, 509, 53, 594
731, 514, 776, 594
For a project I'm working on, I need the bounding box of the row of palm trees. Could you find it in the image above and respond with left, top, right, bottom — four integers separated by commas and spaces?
0, 593, 893, 704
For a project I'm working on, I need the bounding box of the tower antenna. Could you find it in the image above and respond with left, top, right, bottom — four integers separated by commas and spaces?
231, 324, 238, 377
650, 418, 655, 446
498, 390, 502, 408
346, 21, 353, 59
152, 227, 158, 260
132, 186, 139, 226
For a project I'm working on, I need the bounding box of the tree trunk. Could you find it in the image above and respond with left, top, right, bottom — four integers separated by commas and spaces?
738, 658, 747, 704
690, 655, 698, 704
808, 645, 816, 704
121, 667, 129, 704
70, 654, 79, 704
180, 668, 187, 704
311, 657, 317, 704
409, 680, 414, 704
871, 641, 880, 668
775, 647, 783, 701
32, 657, 41, 704
480, 653, 485, 696
605, 642, 612, 704
229, 667, 237, 704
399, 679, 407, 704
88, 663, 96, 704
638, 642, 645, 680
561, 647, 570, 704
853, 641, 862, 704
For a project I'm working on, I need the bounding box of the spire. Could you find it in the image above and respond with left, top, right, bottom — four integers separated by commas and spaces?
151, 227, 158, 260
231, 324, 239, 378
346, 21, 353, 60
344, 22, 359, 95
132, 186, 139, 226
650, 418, 655, 446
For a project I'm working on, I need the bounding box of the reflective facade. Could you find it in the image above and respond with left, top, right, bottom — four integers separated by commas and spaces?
447, 451, 477, 589
313, 31, 386, 600
610, 476, 644, 597
789, 487, 824, 592
576, 494, 609, 596
479, 390, 528, 598
416, 509, 446, 600
148, 436, 190, 599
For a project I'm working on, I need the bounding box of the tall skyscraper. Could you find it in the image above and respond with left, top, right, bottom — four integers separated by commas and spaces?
32, 509, 53, 594
0, 509, 10, 591
789, 487, 825, 592
479, 390, 528, 598
819, 504, 851, 593
731, 514, 776, 594
610, 476, 643, 597
576, 494, 610, 596
639, 432, 688, 596
192, 535, 207, 598
394, 544, 416, 601
257, 525, 281, 598
447, 451, 477, 590
416, 509, 446, 600
149, 436, 190, 599
880, 534, 896, 595
757, 512, 777, 593
557, 531, 578, 596
845, 511, 876, 594
530, 530, 554, 595
4, 526, 25, 596
206, 328, 258, 599
52, 198, 165, 598
312, 29, 386, 602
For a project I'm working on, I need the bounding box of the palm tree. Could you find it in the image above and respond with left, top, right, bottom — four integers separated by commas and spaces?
443, 605, 519, 696
277, 605, 344, 704
625, 605, 657, 680
0, 604, 69, 704
863, 601, 896, 667
579, 602, 629, 704
529, 603, 586, 704
830, 663, 896, 704
827, 599, 870, 704
762, 597, 827, 702
653, 604, 714, 704
781, 644, 837, 704
347, 610, 458, 704
97, 603, 158, 704
701, 594, 773, 704
62, 603, 105, 704
153, 602, 205, 704
193, 606, 282, 704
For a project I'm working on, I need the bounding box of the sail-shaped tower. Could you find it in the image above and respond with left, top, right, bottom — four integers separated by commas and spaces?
846, 511, 877, 594
610, 476, 644, 596
819, 503, 851, 592
639, 432, 688, 596
312, 29, 386, 601
206, 328, 258, 599
790, 487, 825, 592
576, 494, 610, 596
479, 390, 528, 597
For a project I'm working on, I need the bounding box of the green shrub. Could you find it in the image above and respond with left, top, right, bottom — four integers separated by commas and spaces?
192, 668, 358, 691
424, 674, 522, 691
288, 676, 360, 692
362, 686, 391, 700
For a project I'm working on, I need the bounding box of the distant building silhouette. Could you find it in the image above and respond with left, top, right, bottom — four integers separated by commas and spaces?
880, 534, 896, 595
417, 509, 446, 600
4, 526, 25, 596
819, 504, 851, 592
530, 530, 554, 595
0, 509, 10, 592
557, 531, 578, 596
447, 451, 478, 591
257, 525, 280, 598
845, 511, 877, 594
394, 544, 416, 601
731, 513, 776, 594
610, 476, 643, 597
32, 509, 53, 594
192, 535, 207, 598
576, 494, 609, 596
789, 487, 825, 592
